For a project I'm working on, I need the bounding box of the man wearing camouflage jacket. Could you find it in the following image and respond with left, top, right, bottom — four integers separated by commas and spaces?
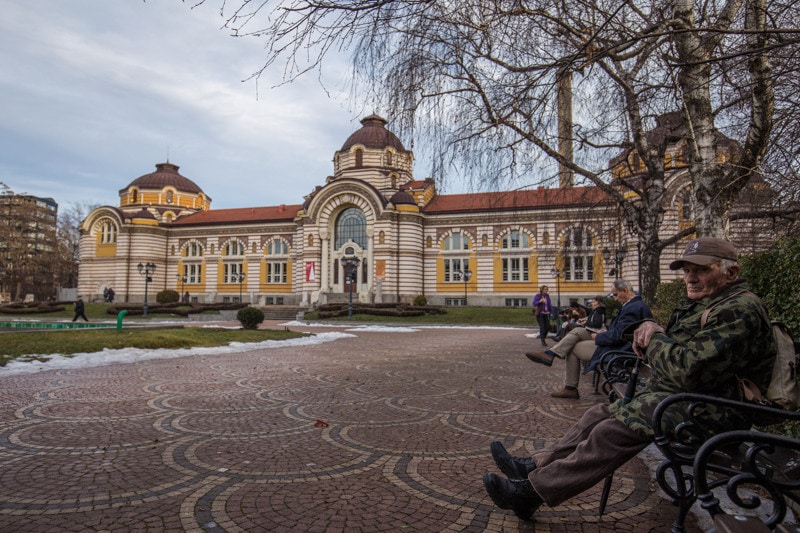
483, 237, 777, 520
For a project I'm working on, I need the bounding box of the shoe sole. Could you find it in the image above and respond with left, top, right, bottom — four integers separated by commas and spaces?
550, 392, 579, 399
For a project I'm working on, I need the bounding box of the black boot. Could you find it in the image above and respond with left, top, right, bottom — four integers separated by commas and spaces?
490, 441, 536, 480
483, 472, 543, 520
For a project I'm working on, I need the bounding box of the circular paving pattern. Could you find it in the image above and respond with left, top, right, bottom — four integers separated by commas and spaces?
0, 324, 692, 531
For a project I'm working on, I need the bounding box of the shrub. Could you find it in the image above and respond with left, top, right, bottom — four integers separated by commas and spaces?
156, 290, 180, 304
237, 306, 265, 330
740, 236, 800, 333
413, 295, 428, 306
652, 279, 687, 325
604, 296, 620, 320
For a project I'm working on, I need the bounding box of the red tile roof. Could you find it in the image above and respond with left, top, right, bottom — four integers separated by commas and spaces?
424, 186, 612, 214
170, 204, 301, 227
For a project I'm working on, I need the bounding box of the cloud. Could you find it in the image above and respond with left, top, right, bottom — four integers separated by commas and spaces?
0, 0, 362, 210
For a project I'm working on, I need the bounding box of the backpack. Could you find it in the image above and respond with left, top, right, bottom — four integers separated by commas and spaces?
701, 290, 800, 410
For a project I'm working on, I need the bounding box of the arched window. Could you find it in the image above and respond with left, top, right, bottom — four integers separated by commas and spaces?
131, 189, 138, 203
563, 227, 595, 281
355, 148, 363, 167
186, 242, 203, 257
224, 240, 244, 256
99, 220, 117, 244
501, 230, 530, 249
444, 233, 469, 251
166, 190, 174, 204
386, 150, 393, 166
443, 231, 471, 282
266, 239, 289, 284
500, 230, 531, 282
183, 242, 203, 284
308, 234, 314, 247
335, 208, 367, 249
680, 191, 693, 221
223, 240, 245, 284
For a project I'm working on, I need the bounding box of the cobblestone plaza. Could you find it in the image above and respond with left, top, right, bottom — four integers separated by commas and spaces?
0, 323, 692, 532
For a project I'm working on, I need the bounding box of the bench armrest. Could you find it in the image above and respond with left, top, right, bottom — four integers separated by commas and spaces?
694, 429, 800, 529
651, 392, 800, 530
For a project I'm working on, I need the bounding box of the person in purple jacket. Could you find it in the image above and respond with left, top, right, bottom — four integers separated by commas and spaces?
531, 285, 553, 347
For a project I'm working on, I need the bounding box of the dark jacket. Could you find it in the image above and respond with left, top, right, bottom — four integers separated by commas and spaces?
74, 298, 85, 314
610, 280, 776, 438
585, 306, 606, 330
583, 296, 652, 373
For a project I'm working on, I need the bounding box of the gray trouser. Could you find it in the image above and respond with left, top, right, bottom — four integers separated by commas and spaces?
528, 403, 650, 507
548, 327, 596, 388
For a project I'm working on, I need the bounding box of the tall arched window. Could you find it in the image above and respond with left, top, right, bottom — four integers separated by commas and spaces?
500, 230, 531, 282
223, 240, 245, 284
443, 231, 470, 282
563, 227, 595, 281
266, 239, 289, 284
99, 220, 117, 244
184, 242, 203, 284
335, 208, 367, 249
354, 148, 363, 167
680, 191, 693, 221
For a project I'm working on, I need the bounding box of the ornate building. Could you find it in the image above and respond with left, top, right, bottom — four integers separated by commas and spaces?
77, 114, 762, 308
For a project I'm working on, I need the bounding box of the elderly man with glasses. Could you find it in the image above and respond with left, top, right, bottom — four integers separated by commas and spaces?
525, 279, 652, 399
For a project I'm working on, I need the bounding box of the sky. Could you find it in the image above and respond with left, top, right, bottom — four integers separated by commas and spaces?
0, 1, 423, 212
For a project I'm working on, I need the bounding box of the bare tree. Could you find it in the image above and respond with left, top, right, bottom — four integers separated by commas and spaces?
54, 202, 96, 294
196, 0, 800, 301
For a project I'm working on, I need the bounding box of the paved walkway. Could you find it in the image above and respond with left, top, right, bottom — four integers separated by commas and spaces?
0, 323, 695, 532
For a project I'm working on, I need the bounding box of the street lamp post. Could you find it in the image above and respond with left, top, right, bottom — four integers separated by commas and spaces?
342, 256, 361, 319
137, 262, 157, 317
237, 272, 247, 303
602, 247, 628, 279
176, 273, 187, 302
457, 269, 472, 306
550, 268, 563, 325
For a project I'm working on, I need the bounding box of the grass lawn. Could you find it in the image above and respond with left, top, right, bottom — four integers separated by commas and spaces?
304, 306, 537, 327
0, 327, 305, 365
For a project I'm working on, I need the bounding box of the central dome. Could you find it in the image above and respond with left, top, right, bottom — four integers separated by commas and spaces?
340, 114, 407, 152
121, 162, 204, 195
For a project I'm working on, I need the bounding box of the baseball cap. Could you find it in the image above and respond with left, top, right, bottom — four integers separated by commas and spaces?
669, 237, 739, 270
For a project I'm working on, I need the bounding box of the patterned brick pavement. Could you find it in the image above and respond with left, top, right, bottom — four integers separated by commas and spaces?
0, 323, 695, 532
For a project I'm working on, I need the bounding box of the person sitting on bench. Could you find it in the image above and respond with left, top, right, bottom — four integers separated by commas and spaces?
525, 280, 652, 399
483, 237, 777, 521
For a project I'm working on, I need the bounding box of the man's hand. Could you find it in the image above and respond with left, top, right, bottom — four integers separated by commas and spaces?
632, 320, 665, 358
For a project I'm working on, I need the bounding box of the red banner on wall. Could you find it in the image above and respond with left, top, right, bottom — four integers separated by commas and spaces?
305, 262, 316, 282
